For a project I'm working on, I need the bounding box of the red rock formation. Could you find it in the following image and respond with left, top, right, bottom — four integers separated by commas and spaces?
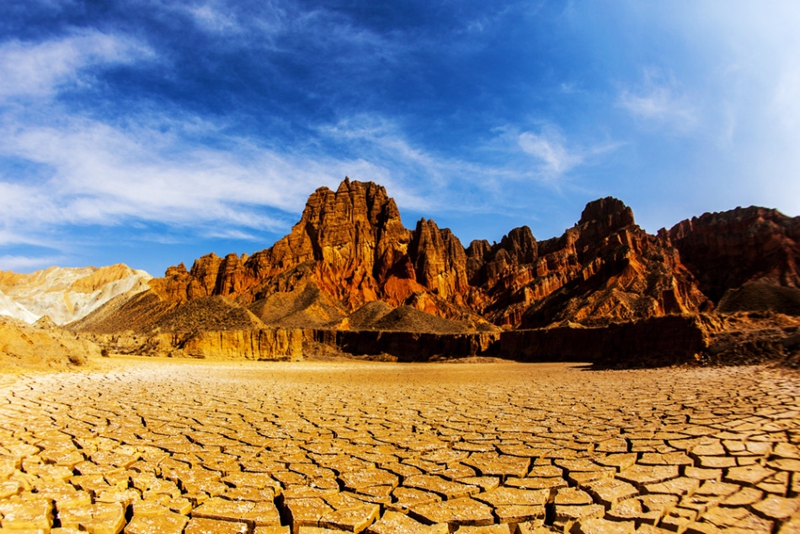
408, 218, 469, 303
466, 197, 711, 328
668, 206, 800, 302
146, 183, 716, 330
152, 178, 469, 317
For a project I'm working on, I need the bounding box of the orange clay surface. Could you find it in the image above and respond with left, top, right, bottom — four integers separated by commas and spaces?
1, 357, 799, 533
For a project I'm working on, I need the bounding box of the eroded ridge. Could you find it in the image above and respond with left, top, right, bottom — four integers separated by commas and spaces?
0, 361, 799, 533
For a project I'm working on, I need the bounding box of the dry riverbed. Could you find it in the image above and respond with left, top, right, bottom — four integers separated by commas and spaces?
1, 357, 799, 533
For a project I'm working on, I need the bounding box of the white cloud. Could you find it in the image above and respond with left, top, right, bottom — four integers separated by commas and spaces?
0, 255, 66, 272
187, 3, 241, 34
617, 71, 697, 133
0, 31, 152, 100
516, 125, 619, 182
518, 127, 582, 176
205, 229, 260, 241
0, 115, 368, 233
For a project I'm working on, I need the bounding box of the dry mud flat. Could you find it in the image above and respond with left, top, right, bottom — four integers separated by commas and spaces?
1, 360, 799, 534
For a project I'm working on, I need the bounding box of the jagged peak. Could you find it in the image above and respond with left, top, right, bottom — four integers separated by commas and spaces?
579, 197, 633, 226
165, 263, 187, 277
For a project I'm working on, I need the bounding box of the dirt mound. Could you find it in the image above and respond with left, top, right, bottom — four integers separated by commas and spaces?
155, 296, 265, 333
70, 290, 174, 334
702, 311, 800, 366
34, 315, 58, 330
370, 305, 471, 334
249, 283, 346, 328
346, 301, 395, 329
0, 316, 100, 371
72, 291, 266, 335
718, 281, 800, 316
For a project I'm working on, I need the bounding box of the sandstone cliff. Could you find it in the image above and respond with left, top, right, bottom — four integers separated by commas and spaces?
69, 180, 800, 350
149, 178, 488, 325
63, 179, 800, 368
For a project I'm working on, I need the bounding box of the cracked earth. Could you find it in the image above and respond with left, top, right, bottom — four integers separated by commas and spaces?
1, 359, 799, 534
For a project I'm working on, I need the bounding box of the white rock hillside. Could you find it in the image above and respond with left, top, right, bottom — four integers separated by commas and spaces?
0, 264, 152, 325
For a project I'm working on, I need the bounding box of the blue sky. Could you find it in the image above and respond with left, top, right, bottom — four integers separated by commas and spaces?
1, 0, 799, 276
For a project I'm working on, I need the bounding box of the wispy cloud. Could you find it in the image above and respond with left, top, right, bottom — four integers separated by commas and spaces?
0, 115, 367, 233
0, 31, 152, 100
204, 229, 260, 241
617, 70, 698, 133
516, 125, 620, 182
518, 127, 582, 176
186, 2, 241, 34
0, 255, 67, 272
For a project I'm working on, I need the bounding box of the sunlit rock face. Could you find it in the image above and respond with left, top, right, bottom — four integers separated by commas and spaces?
145, 180, 714, 329
466, 197, 712, 328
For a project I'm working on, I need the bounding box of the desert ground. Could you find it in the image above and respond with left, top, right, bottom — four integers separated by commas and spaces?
1, 358, 799, 533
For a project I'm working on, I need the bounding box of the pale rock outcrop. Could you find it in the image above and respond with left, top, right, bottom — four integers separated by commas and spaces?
0, 264, 151, 325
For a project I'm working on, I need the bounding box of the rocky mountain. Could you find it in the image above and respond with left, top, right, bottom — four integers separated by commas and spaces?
72, 178, 800, 339
465, 197, 712, 327
668, 206, 800, 303
82, 178, 725, 334
0, 264, 152, 325
63, 178, 800, 367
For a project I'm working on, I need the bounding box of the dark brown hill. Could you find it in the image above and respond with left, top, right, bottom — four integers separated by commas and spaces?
368, 306, 472, 334
717, 281, 800, 316
248, 282, 347, 328
669, 206, 800, 302
345, 300, 395, 330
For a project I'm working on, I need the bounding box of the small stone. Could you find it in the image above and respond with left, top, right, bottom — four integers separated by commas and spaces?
366, 510, 449, 534
184, 517, 250, 534
124, 512, 189, 534
752, 496, 800, 521
410, 497, 494, 528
